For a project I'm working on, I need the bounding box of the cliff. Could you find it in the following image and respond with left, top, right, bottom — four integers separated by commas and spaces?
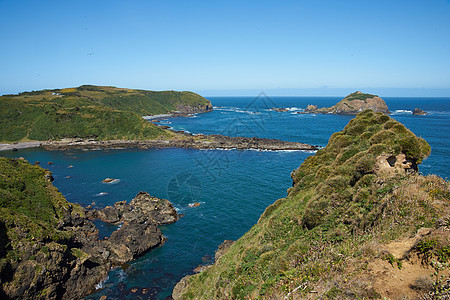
0, 157, 178, 299
0, 85, 212, 143
305, 91, 390, 115
173, 110, 449, 299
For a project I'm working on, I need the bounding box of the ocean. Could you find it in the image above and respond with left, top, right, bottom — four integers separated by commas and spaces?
1, 96, 449, 299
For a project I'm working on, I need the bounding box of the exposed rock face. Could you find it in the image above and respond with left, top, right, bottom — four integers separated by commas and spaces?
304, 91, 390, 115
175, 102, 213, 114
374, 153, 418, 176
412, 108, 427, 115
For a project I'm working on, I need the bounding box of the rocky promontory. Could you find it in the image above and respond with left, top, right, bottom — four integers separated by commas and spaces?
40, 134, 318, 152
0, 157, 178, 300
303, 91, 390, 115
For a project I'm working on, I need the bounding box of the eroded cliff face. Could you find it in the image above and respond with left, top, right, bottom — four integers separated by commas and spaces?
304, 91, 390, 115
172, 110, 449, 300
0, 159, 178, 300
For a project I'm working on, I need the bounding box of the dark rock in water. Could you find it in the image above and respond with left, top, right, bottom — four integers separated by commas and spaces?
270, 107, 289, 112
412, 108, 427, 115
1, 191, 178, 299
102, 178, 118, 183
86, 192, 178, 264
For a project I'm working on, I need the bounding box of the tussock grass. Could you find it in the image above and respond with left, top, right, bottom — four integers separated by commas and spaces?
175, 110, 448, 299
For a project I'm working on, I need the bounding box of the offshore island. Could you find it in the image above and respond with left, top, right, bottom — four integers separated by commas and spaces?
0, 87, 448, 299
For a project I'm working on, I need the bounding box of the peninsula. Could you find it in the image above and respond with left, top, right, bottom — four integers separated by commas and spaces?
0, 85, 317, 152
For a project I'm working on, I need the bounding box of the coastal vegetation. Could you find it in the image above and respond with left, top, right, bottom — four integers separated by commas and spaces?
173, 110, 449, 299
0, 85, 212, 143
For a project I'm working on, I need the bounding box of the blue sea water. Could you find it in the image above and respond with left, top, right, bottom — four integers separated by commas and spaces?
1, 96, 449, 299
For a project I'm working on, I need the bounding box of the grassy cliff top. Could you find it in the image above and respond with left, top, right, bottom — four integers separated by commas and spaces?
175, 110, 449, 299
343, 91, 378, 102
0, 85, 211, 142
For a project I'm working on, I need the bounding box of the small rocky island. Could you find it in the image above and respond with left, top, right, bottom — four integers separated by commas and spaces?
0, 156, 178, 299
412, 108, 427, 115
302, 91, 390, 115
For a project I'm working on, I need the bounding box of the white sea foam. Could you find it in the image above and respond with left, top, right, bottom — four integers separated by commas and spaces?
95, 192, 109, 197
393, 109, 413, 115
95, 276, 109, 290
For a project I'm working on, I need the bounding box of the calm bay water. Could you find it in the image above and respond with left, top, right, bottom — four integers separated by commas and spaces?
1, 96, 449, 299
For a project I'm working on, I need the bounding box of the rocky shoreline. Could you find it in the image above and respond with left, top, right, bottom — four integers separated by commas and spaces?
38, 135, 317, 152
1, 190, 178, 300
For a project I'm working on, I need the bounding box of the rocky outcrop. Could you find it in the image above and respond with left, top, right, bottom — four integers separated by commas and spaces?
412, 108, 427, 115
270, 107, 289, 112
175, 102, 213, 114
303, 91, 390, 115
0, 190, 178, 299
85, 192, 178, 264
41, 135, 318, 151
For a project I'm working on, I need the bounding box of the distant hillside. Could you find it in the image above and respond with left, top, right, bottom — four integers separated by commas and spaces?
173, 110, 449, 299
0, 85, 212, 142
305, 91, 390, 115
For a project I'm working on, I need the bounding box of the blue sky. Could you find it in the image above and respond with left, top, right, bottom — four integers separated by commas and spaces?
1, 0, 449, 96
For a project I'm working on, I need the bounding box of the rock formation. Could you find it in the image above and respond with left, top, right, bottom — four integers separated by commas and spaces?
304, 91, 390, 115
412, 108, 427, 115
0, 157, 178, 300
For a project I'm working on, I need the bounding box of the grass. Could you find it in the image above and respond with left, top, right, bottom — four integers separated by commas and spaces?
344, 92, 378, 102
0, 85, 211, 142
175, 110, 448, 299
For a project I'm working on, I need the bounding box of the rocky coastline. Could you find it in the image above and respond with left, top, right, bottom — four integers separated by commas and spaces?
39, 135, 317, 152
0, 188, 178, 300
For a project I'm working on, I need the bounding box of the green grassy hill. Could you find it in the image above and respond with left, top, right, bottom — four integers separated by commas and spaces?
0, 85, 212, 142
174, 110, 449, 299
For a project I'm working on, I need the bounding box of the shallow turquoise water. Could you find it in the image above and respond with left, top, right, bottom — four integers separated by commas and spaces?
1, 96, 449, 299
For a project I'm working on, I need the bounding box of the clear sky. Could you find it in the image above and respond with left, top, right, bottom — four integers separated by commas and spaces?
1, 0, 449, 96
